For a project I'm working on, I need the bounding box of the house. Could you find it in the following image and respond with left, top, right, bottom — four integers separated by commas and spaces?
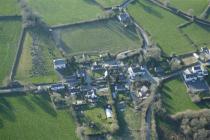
53, 59, 66, 69
114, 84, 127, 92
85, 89, 98, 103
183, 65, 208, 82
116, 73, 127, 83
105, 105, 112, 118
68, 87, 80, 95
91, 62, 105, 72
103, 60, 123, 70
183, 69, 197, 82
117, 12, 131, 27
76, 69, 86, 79
138, 86, 149, 98
128, 66, 145, 80
65, 75, 79, 86
50, 84, 65, 92
199, 47, 210, 65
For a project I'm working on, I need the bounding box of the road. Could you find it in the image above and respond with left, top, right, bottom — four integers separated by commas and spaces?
146, 106, 152, 140
134, 22, 150, 48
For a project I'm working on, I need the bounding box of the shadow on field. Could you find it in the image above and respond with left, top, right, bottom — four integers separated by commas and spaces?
196, 23, 210, 33
17, 96, 36, 112
31, 94, 57, 117
0, 98, 16, 122
0, 118, 3, 128
83, 0, 99, 6
136, 0, 163, 19
116, 108, 134, 140
104, 20, 140, 41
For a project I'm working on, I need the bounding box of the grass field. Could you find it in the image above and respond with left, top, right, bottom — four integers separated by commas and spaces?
128, 0, 195, 55
60, 19, 141, 55
0, 94, 78, 140
15, 31, 61, 84
116, 93, 142, 140
0, 0, 20, 15
0, 21, 21, 86
28, 0, 104, 25
160, 0, 208, 16
161, 78, 200, 114
96, 0, 124, 7
182, 23, 210, 47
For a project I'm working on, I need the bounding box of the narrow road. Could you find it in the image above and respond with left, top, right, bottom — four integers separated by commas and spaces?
146, 106, 152, 140
120, 0, 136, 8
134, 22, 150, 48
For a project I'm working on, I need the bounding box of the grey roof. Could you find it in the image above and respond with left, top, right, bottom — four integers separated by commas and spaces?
54, 59, 66, 65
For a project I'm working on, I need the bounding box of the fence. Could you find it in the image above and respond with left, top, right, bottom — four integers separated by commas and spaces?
10, 27, 27, 81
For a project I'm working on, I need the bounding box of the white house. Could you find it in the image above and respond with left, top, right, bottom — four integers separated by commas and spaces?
183, 69, 196, 82
128, 66, 145, 79
183, 65, 208, 82
53, 59, 66, 69
105, 107, 112, 118
50, 84, 65, 91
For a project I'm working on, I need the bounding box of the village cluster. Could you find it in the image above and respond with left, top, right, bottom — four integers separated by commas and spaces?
50, 54, 151, 119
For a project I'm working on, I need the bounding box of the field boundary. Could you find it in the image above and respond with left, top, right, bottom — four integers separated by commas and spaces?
51, 17, 113, 30
0, 15, 21, 21
10, 27, 27, 82
149, 0, 210, 27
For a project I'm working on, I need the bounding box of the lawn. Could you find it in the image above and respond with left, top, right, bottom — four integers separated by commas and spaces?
116, 94, 142, 140
161, 78, 200, 114
15, 31, 61, 84
0, 21, 22, 86
128, 0, 195, 55
0, 94, 78, 140
60, 19, 141, 55
0, 0, 20, 15
77, 95, 117, 135
182, 23, 210, 47
160, 0, 209, 16
96, 0, 124, 7
84, 107, 114, 134
27, 0, 104, 25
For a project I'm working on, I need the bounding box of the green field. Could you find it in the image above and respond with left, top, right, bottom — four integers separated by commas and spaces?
28, 0, 104, 25
0, 0, 20, 15
182, 23, 210, 47
15, 31, 61, 84
161, 79, 200, 114
0, 94, 78, 140
60, 19, 141, 55
0, 21, 21, 86
116, 93, 142, 140
128, 0, 195, 55
96, 0, 124, 7
160, 0, 208, 16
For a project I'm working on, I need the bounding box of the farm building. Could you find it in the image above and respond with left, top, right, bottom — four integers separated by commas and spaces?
53, 59, 66, 69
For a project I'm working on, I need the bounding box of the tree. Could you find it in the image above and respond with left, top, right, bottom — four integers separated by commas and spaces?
143, 46, 161, 62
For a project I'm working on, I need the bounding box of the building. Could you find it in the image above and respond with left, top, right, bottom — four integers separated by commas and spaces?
76, 69, 86, 79
105, 105, 112, 118
128, 66, 145, 80
138, 86, 149, 98
117, 12, 131, 27
183, 69, 197, 82
85, 89, 98, 103
68, 87, 80, 95
50, 84, 65, 92
53, 59, 66, 69
65, 75, 79, 86
199, 47, 210, 65
91, 62, 105, 72
114, 84, 127, 92
183, 65, 208, 82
